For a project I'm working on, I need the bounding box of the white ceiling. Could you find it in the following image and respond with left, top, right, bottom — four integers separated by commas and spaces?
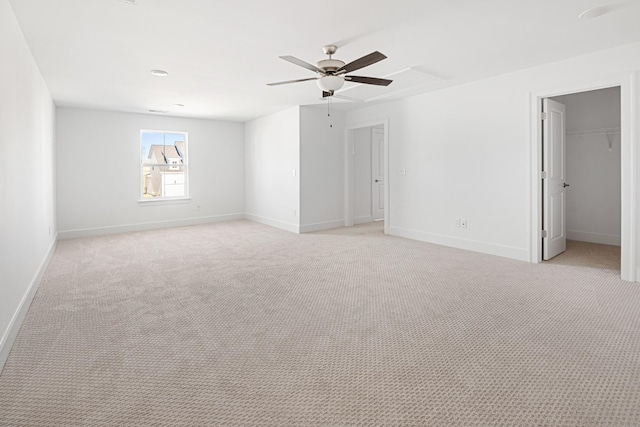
8, 0, 640, 121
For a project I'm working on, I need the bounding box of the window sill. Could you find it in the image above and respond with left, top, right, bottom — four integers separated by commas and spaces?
138, 197, 192, 206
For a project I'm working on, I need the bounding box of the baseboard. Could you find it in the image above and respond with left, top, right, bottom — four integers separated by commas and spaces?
354, 215, 373, 225
0, 236, 57, 372
57, 213, 245, 239
388, 226, 529, 262
244, 213, 300, 234
299, 219, 345, 233
567, 230, 621, 246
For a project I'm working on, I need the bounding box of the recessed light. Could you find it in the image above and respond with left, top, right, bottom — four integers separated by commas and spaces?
150, 69, 168, 77
173, 104, 184, 108
149, 109, 168, 114
578, 5, 610, 20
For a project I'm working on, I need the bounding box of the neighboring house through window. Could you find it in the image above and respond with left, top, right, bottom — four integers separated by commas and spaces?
141, 130, 188, 199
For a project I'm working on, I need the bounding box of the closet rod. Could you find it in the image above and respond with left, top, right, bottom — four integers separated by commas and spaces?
566, 127, 620, 137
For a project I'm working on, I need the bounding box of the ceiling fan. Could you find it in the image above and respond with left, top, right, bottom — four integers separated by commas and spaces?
267, 45, 392, 97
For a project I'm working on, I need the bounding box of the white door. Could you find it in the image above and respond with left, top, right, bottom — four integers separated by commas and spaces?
371, 128, 385, 221
543, 98, 567, 260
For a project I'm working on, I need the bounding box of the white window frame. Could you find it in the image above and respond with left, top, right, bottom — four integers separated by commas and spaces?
139, 129, 190, 203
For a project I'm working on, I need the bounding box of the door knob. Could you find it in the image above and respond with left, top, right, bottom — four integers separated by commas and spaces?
563, 183, 570, 188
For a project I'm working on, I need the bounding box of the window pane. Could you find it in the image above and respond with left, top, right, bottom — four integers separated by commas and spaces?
141, 132, 164, 163
143, 165, 186, 198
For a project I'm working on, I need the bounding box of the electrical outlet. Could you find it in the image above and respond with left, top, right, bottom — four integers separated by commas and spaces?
292, 169, 296, 177
399, 168, 406, 176
454, 218, 461, 227
461, 219, 468, 229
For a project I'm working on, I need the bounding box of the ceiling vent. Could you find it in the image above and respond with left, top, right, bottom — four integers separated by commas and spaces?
118, 0, 139, 5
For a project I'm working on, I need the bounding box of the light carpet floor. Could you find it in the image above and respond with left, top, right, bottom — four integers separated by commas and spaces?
1, 220, 639, 426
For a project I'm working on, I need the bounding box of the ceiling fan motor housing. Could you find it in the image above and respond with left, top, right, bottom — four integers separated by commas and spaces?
317, 59, 345, 74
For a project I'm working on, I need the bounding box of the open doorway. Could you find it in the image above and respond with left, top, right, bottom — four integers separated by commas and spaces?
344, 119, 389, 233
531, 73, 636, 281
353, 125, 384, 224
543, 87, 621, 270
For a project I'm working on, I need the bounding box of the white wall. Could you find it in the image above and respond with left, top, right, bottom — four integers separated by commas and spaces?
346, 41, 640, 264
554, 88, 621, 245
353, 127, 373, 223
244, 105, 346, 234
299, 106, 346, 232
56, 108, 244, 237
244, 106, 300, 232
0, 0, 56, 365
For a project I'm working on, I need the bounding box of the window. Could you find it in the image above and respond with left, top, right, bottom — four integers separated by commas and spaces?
141, 130, 188, 199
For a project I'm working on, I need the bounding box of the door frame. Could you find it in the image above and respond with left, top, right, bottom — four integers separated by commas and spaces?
529, 72, 637, 281
344, 118, 389, 234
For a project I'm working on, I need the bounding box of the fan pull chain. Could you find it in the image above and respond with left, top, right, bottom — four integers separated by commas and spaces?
327, 95, 333, 128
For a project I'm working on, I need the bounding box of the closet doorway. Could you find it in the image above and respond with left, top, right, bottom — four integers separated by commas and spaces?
542, 87, 621, 271
353, 125, 385, 224
344, 119, 389, 233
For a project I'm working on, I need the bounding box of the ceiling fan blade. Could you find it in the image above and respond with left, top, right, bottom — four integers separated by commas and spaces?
345, 75, 393, 86
280, 55, 324, 73
267, 77, 319, 86
337, 51, 387, 74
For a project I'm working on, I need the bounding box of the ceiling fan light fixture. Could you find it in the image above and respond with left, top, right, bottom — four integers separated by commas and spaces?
317, 75, 344, 92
